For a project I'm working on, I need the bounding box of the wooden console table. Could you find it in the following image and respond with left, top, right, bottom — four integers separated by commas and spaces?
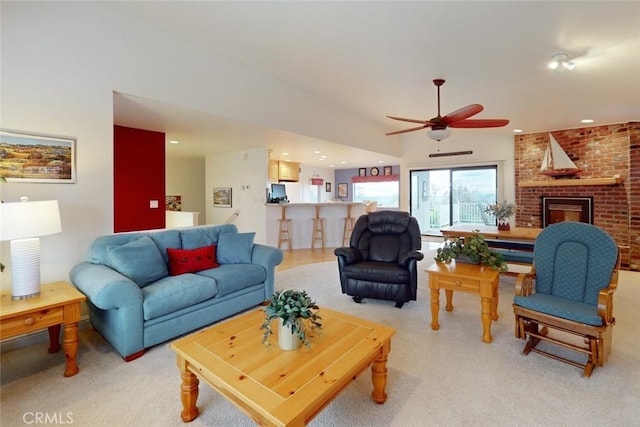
427, 261, 500, 343
0, 281, 86, 377
440, 225, 542, 243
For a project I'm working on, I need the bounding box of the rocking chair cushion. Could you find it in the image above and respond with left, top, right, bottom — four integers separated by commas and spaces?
514, 292, 603, 326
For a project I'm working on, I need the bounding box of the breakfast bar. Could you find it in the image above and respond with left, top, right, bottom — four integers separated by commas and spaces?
266, 202, 366, 249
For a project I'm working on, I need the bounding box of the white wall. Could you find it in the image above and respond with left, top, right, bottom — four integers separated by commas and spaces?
166, 157, 206, 223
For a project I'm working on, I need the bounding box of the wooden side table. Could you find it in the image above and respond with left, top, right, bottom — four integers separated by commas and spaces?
0, 281, 86, 377
426, 261, 500, 343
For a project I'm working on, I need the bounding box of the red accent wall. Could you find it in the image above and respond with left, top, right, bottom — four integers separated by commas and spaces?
114, 125, 165, 232
515, 122, 638, 270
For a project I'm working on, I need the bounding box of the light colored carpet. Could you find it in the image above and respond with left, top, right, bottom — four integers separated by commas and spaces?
1, 258, 639, 426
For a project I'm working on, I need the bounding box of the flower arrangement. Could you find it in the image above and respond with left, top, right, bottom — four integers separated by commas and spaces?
484, 201, 520, 220
261, 289, 322, 348
434, 232, 508, 272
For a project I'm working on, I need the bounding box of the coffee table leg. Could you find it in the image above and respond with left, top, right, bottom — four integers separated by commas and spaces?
491, 281, 499, 321
178, 357, 199, 422
481, 296, 493, 343
62, 322, 80, 377
430, 288, 440, 330
371, 341, 391, 404
445, 289, 454, 312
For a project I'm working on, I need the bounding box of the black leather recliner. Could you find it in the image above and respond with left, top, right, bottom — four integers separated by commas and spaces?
334, 211, 424, 308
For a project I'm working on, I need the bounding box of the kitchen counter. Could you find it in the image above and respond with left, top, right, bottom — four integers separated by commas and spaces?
266, 202, 367, 248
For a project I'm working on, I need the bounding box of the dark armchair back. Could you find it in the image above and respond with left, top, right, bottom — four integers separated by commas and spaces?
335, 211, 423, 308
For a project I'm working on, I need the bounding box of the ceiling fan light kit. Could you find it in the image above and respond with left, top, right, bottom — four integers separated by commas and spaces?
385, 79, 509, 139
427, 128, 451, 141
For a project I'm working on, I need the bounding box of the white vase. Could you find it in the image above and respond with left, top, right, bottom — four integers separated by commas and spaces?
278, 318, 300, 351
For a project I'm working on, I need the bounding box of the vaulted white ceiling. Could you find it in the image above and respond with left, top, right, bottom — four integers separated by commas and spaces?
108, 1, 640, 166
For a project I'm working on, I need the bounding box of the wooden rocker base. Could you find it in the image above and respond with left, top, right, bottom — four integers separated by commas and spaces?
518, 321, 599, 378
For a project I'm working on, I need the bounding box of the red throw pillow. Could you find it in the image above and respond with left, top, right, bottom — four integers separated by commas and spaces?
167, 245, 219, 276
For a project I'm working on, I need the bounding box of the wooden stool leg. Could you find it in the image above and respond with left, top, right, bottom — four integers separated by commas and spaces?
277, 219, 292, 250
342, 217, 354, 246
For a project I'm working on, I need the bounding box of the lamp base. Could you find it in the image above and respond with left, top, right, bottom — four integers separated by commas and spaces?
10, 237, 42, 300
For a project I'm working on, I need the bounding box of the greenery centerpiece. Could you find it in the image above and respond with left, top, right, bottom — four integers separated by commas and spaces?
484, 201, 520, 230
434, 232, 508, 273
261, 289, 322, 349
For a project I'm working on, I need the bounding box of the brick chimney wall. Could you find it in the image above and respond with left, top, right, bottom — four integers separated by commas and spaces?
514, 122, 638, 270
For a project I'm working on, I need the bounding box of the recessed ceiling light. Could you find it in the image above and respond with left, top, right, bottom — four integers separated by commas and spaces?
169, 140, 180, 144
282, 152, 289, 156
378, 160, 384, 164
313, 150, 321, 154
513, 129, 523, 133
340, 161, 347, 164
581, 119, 594, 124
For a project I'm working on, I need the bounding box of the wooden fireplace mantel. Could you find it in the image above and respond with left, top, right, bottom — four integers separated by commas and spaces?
519, 177, 623, 188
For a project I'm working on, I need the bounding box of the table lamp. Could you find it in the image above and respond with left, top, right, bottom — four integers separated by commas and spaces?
0, 197, 62, 300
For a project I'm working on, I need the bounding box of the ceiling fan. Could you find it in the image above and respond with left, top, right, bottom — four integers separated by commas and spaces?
386, 79, 509, 141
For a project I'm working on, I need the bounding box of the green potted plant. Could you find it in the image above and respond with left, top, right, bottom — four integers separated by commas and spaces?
484, 201, 520, 230
434, 232, 508, 273
261, 289, 322, 350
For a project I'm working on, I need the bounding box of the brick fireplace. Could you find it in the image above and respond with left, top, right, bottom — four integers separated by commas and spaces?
514, 122, 640, 270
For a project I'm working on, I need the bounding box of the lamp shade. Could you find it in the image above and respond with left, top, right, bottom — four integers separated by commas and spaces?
0, 200, 62, 241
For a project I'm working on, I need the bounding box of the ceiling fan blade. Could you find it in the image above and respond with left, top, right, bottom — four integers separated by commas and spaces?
385, 125, 429, 136
386, 115, 434, 125
442, 104, 483, 125
449, 119, 510, 128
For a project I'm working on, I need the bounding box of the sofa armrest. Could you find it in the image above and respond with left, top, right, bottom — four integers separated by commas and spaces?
251, 244, 284, 299
334, 247, 363, 265
398, 250, 424, 268
69, 262, 143, 310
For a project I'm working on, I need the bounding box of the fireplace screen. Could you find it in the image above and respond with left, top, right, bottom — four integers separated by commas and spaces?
542, 197, 593, 228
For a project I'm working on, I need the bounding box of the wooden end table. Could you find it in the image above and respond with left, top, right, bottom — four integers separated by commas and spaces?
170, 307, 396, 426
0, 281, 86, 377
427, 261, 500, 343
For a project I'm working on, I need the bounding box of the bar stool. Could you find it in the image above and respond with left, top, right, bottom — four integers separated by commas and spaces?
310, 205, 325, 249
342, 204, 355, 246
277, 206, 293, 250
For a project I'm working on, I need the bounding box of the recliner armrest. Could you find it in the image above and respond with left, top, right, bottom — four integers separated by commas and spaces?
398, 250, 424, 268
334, 247, 363, 265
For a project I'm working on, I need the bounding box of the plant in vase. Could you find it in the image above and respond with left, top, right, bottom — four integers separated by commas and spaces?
261, 289, 322, 350
434, 232, 508, 273
484, 201, 520, 230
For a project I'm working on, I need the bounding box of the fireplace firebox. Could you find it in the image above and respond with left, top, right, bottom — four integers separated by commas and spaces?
541, 197, 593, 228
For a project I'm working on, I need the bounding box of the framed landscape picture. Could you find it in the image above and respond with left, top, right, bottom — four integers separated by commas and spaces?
0, 129, 76, 183
213, 187, 232, 207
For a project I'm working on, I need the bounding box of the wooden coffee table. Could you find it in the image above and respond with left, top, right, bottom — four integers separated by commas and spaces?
170, 307, 396, 426
427, 261, 500, 343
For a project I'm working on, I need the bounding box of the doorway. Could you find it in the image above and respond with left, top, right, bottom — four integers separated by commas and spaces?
410, 166, 498, 235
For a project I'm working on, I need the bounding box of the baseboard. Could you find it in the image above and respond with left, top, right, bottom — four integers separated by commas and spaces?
0, 315, 91, 354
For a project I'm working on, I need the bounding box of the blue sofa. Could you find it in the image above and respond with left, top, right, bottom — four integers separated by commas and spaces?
70, 224, 283, 361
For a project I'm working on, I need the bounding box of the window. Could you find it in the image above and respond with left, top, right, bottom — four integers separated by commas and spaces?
353, 180, 399, 208
410, 166, 497, 235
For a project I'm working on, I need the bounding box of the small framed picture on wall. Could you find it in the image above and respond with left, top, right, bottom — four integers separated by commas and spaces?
325, 182, 332, 192
359, 167, 366, 176
384, 166, 393, 176
338, 183, 348, 198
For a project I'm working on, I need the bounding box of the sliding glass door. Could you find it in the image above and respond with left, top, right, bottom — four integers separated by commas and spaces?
410, 166, 497, 235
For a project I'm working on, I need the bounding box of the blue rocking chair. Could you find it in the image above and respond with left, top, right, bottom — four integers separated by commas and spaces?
512, 222, 621, 377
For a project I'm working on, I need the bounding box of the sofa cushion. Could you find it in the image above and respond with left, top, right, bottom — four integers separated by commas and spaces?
196, 264, 266, 297
217, 232, 255, 264
167, 245, 219, 276
141, 274, 219, 320
106, 236, 168, 287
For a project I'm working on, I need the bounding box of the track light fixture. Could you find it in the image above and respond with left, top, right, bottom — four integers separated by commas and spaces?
548, 53, 575, 71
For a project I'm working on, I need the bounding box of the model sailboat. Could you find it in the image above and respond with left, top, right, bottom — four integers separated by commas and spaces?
539, 133, 581, 177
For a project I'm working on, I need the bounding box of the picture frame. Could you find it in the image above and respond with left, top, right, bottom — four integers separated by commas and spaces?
166, 195, 182, 211
359, 167, 366, 177
213, 187, 232, 207
325, 182, 332, 193
338, 183, 348, 198
0, 129, 76, 183
384, 166, 393, 176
